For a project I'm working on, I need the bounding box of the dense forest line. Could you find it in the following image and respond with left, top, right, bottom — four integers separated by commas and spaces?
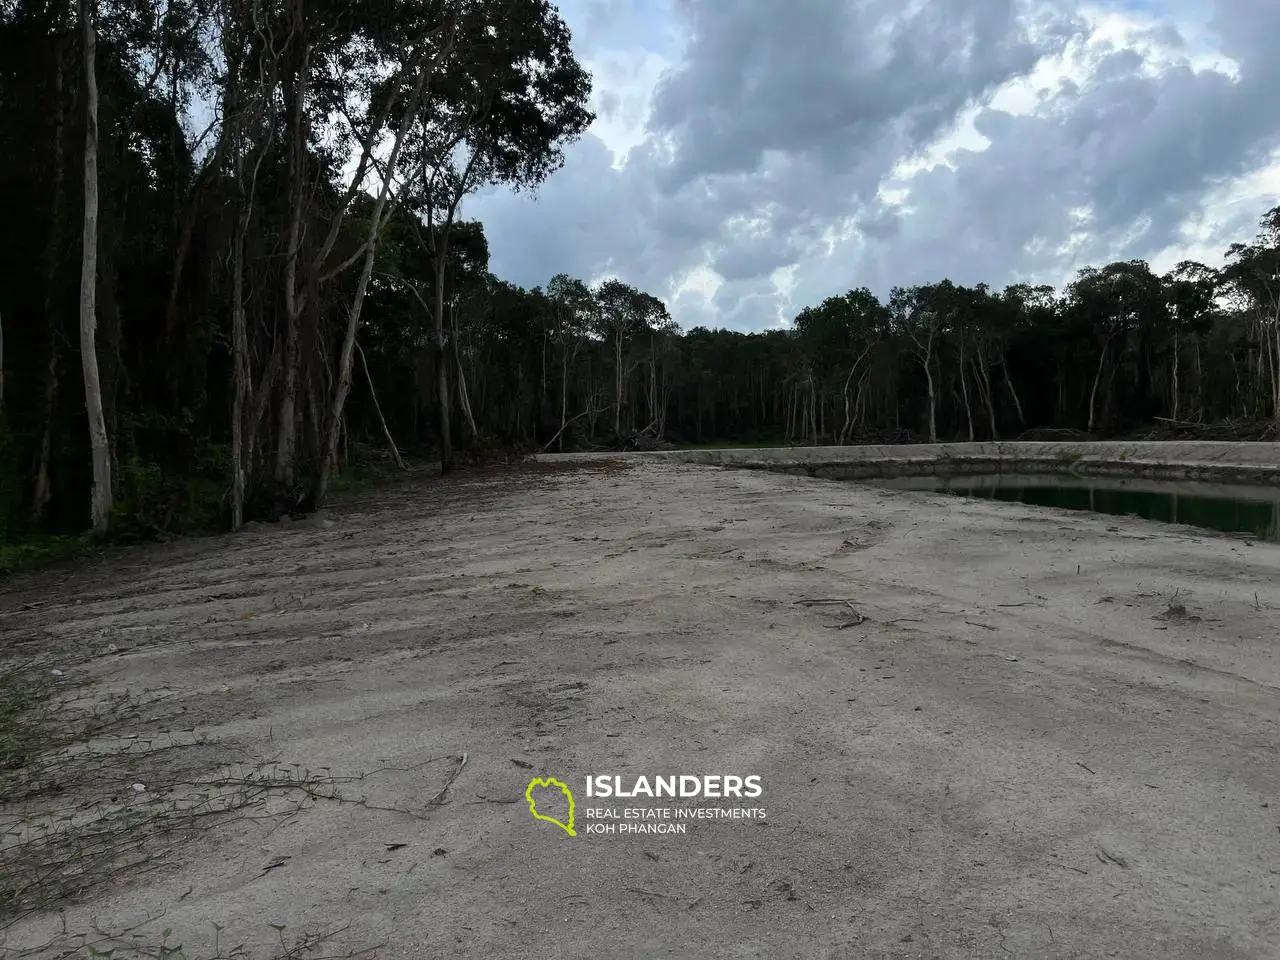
2, 1, 1280, 549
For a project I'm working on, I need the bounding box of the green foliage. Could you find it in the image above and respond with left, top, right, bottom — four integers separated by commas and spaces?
327, 445, 410, 495
0, 532, 100, 576
0, 414, 21, 540
111, 449, 229, 537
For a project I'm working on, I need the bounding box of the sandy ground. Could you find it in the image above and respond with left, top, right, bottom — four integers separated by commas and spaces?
2, 456, 1279, 959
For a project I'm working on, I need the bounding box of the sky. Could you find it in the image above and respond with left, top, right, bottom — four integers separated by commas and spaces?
462, 0, 1280, 332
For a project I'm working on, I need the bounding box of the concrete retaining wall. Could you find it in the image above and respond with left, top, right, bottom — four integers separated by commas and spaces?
668, 441, 1280, 487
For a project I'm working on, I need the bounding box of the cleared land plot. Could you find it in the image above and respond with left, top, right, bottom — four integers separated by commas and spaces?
2, 456, 1279, 959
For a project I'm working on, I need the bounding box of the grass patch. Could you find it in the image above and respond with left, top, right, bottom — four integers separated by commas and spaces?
1, 450, 410, 577
0, 532, 102, 577
327, 455, 407, 496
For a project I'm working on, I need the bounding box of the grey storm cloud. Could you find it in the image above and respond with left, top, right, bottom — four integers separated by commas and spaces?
468, 0, 1280, 331
648, 0, 1058, 187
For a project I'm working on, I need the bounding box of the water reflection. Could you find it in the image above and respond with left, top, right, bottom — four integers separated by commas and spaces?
873, 474, 1280, 542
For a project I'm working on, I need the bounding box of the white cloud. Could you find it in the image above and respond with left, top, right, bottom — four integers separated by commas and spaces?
470, 0, 1280, 330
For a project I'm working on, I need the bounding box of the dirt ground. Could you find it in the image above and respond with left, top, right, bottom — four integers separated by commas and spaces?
2, 456, 1279, 959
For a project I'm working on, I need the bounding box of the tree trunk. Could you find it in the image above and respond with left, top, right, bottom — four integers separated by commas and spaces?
315, 75, 427, 502
227, 57, 273, 530
434, 256, 453, 471
923, 359, 937, 443
33, 36, 68, 527
613, 327, 623, 438
79, 0, 113, 532
452, 302, 479, 441
31, 343, 59, 526
1003, 359, 1025, 426
1087, 338, 1110, 434
976, 350, 998, 439
958, 338, 974, 441
839, 362, 859, 444
1271, 300, 1280, 423
910, 325, 938, 443
559, 349, 569, 451
230, 221, 249, 529
245, 340, 280, 482
357, 341, 405, 469
1193, 340, 1203, 420
274, 33, 310, 511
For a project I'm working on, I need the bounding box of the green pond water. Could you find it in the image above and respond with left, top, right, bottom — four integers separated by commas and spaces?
874, 474, 1280, 542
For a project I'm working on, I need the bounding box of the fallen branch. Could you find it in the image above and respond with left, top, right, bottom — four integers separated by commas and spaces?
428, 752, 468, 805
356, 341, 405, 470
543, 404, 602, 451
823, 600, 867, 629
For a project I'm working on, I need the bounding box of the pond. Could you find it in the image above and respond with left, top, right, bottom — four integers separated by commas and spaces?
873, 473, 1280, 542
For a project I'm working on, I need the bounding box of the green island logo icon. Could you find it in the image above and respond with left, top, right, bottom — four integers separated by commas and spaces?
525, 777, 576, 836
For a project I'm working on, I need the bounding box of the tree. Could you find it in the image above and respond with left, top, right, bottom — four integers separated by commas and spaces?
78, 0, 112, 532
313, 12, 463, 504
1222, 207, 1280, 423
546, 273, 595, 450
1162, 261, 1219, 422
594, 279, 669, 438
1066, 261, 1165, 433
404, 0, 593, 472
893, 283, 957, 443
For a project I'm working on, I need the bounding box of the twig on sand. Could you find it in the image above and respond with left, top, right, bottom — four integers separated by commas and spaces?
965, 620, 997, 631
1053, 863, 1089, 876
1097, 847, 1129, 868
428, 753, 468, 805
628, 886, 680, 901
1076, 762, 1096, 775
824, 600, 867, 629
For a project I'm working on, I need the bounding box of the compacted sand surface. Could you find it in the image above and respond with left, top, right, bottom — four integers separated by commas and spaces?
2, 456, 1279, 959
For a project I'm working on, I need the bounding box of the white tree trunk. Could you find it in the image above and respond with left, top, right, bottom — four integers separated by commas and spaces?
1087, 338, 1110, 434
452, 303, 479, 440
79, 0, 112, 532
357, 341, 405, 470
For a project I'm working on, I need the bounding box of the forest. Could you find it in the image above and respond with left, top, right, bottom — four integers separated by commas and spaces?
2, 0, 1280, 552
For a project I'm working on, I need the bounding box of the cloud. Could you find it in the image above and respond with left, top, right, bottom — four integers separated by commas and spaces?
467, 0, 1280, 331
